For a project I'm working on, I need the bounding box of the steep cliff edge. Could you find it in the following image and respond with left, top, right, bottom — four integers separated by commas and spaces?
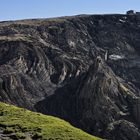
0, 14, 140, 139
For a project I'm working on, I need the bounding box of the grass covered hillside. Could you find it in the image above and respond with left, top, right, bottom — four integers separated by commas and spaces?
0, 102, 102, 140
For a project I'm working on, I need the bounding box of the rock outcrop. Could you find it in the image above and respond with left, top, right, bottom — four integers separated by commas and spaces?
0, 14, 140, 139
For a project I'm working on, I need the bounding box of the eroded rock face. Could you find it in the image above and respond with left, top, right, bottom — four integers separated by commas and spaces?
0, 14, 140, 139
36, 57, 140, 139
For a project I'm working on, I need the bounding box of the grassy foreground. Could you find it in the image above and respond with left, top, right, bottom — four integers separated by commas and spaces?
0, 102, 102, 140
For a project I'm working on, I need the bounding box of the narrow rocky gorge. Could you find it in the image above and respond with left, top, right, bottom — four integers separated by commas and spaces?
0, 14, 140, 139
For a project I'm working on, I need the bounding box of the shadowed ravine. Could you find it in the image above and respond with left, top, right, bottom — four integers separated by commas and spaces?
0, 14, 140, 139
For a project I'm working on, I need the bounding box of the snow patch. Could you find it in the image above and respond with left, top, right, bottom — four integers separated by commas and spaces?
109, 54, 125, 60
119, 19, 126, 23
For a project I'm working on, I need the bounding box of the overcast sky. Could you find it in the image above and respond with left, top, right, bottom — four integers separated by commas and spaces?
0, 0, 140, 21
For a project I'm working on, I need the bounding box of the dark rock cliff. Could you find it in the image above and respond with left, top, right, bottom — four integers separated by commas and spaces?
0, 14, 140, 139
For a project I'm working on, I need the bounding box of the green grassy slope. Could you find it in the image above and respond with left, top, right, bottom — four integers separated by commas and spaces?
0, 102, 102, 140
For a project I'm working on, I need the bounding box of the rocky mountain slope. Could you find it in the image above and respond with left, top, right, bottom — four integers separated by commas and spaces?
0, 14, 140, 139
0, 102, 101, 140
